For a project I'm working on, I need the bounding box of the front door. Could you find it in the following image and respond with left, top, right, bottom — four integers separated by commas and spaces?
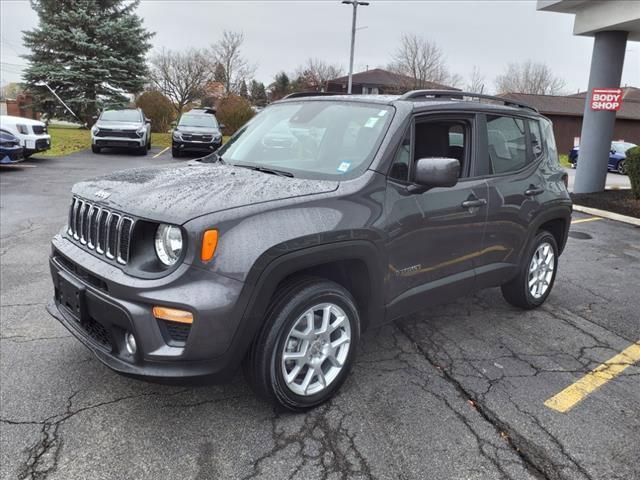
383, 114, 489, 320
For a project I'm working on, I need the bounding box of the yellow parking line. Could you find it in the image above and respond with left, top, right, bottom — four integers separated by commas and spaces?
571, 217, 602, 224
544, 342, 640, 413
152, 146, 170, 158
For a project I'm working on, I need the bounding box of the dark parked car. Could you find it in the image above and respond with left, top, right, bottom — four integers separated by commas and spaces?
0, 129, 24, 164
172, 108, 224, 157
569, 141, 636, 175
47, 91, 571, 410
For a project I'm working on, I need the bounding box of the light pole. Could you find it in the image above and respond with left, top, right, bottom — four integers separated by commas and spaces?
342, 0, 369, 94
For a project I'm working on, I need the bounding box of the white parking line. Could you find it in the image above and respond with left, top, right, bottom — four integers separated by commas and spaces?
152, 147, 170, 158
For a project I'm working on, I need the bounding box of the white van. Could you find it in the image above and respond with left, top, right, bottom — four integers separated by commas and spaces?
0, 115, 51, 157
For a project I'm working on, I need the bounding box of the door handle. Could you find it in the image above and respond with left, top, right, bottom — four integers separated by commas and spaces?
525, 186, 544, 196
461, 198, 487, 209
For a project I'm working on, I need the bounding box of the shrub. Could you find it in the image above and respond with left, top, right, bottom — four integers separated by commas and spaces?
216, 94, 255, 135
625, 146, 640, 200
136, 91, 175, 133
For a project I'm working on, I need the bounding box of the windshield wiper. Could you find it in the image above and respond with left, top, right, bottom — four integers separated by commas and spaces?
234, 164, 294, 178
198, 151, 225, 164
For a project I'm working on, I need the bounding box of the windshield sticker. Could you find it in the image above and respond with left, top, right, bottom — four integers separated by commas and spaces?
337, 161, 351, 173
364, 117, 379, 128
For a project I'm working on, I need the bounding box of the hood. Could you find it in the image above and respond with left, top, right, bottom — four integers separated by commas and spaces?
71, 163, 339, 224
95, 120, 142, 130
1, 115, 45, 127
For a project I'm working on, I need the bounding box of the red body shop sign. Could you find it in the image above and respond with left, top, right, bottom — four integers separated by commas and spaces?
590, 88, 622, 111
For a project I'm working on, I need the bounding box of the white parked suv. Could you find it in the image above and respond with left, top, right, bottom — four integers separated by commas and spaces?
0, 115, 51, 157
91, 108, 151, 155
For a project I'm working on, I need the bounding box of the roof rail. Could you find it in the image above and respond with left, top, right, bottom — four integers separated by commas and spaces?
282, 91, 344, 99
399, 90, 538, 113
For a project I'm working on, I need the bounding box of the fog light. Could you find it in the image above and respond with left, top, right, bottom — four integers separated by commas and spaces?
125, 332, 137, 355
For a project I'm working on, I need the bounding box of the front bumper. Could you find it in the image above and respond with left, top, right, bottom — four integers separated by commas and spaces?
23, 135, 51, 154
93, 136, 144, 148
0, 146, 24, 164
173, 139, 222, 153
47, 234, 252, 382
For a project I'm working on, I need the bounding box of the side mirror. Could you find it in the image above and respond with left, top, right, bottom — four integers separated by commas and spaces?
92, 115, 98, 120
145, 118, 151, 124
171, 121, 177, 127
219, 123, 226, 130
409, 157, 460, 193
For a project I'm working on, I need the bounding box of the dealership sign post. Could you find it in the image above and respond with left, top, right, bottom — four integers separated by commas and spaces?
590, 88, 623, 111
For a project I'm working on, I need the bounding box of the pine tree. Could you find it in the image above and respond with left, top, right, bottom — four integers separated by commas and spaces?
270, 72, 291, 101
249, 80, 267, 107
22, 0, 154, 126
239, 80, 249, 99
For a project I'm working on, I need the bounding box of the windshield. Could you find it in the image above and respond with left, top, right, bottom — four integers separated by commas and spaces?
179, 114, 218, 128
612, 142, 636, 153
100, 109, 142, 123
216, 101, 393, 180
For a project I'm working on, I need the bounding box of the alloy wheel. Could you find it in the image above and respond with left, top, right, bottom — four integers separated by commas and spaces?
528, 242, 555, 299
280, 303, 351, 396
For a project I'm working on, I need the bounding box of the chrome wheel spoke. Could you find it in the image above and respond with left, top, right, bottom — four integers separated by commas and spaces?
285, 364, 303, 384
283, 350, 307, 362
528, 242, 555, 299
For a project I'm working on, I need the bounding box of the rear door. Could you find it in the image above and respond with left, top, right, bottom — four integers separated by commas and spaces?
384, 113, 489, 319
474, 113, 546, 287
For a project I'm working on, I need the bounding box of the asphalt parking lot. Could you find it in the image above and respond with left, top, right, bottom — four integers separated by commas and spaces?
1, 150, 638, 480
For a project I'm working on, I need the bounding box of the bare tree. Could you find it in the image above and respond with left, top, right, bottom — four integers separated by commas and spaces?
388, 34, 458, 89
294, 58, 343, 92
466, 66, 485, 93
149, 48, 212, 113
210, 31, 256, 94
495, 61, 566, 95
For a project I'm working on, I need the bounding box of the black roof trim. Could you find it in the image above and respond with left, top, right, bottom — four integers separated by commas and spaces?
400, 90, 539, 113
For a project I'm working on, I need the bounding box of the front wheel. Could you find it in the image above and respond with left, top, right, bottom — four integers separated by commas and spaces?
172, 147, 181, 158
91, 145, 101, 154
617, 160, 627, 175
244, 277, 360, 411
501, 231, 558, 309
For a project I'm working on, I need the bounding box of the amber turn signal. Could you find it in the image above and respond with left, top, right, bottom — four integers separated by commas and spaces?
201, 229, 218, 262
152, 306, 193, 324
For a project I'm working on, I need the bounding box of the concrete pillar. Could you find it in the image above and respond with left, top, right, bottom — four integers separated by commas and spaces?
574, 30, 628, 194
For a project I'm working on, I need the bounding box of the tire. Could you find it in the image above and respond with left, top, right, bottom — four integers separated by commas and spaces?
172, 147, 181, 158
137, 144, 147, 156
501, 231, 559, 310
91, 145, 101, 154
243, 277, 360, 411
617, 160, 626, 175
147, 137, 151, 151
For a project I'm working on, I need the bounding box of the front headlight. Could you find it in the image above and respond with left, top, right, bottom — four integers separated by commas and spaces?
16, 124, 29, 134
136, 126, 146, 138
91, 125, 99, 135
154, 224, 183, 266
172, 131, 182, 141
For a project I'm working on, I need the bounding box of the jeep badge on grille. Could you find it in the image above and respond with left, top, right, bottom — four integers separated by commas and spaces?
94, 190, 111, 200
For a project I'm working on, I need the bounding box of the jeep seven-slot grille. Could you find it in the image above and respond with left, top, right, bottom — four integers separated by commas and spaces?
67, 197, 134, 264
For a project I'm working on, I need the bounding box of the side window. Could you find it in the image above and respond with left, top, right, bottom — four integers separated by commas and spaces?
486, 115, 528, 174
528, 120, 543, 160
389, 129, 411, 182
540, 118, 558, 163
414, 120, 467, 177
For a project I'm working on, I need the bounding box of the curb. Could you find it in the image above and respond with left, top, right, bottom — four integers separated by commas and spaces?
573, 204, 640, 227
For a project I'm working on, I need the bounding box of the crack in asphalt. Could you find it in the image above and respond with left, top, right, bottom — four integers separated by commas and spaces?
1, 389, 191, 480
238, 401, 374, 480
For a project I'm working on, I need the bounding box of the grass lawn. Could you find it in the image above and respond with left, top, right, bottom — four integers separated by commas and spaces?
44, 126, 224, 156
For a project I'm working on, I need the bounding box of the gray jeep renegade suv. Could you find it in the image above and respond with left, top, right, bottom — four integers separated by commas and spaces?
48, 91, 571, 411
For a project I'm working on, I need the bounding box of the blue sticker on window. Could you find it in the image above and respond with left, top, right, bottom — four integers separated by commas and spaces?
337, 161, 351, 173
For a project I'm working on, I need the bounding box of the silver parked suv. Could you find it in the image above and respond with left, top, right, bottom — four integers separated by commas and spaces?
91, 108, 151, 155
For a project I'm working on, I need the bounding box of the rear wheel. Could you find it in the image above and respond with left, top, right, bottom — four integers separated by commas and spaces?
244, 277, 360, 411
501, 231, 558, 309
617, 160, 627, 175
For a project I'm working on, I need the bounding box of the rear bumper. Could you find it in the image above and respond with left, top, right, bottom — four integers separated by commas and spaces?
47, 236, 254, 382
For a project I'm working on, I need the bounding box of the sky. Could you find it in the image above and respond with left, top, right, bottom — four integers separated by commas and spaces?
1, 0, 639, 94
